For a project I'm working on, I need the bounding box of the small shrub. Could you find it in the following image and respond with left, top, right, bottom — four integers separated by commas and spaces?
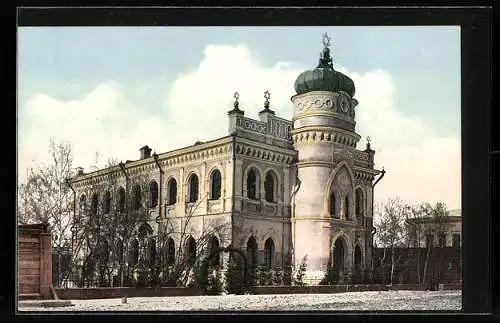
273, 266, 283, 286
319, 261, 339, 285
294, 256, 308, 286
351, 265, 363, 284
207, 267, 224, 295
283, 265, 293, 286
225, 256, 245, 294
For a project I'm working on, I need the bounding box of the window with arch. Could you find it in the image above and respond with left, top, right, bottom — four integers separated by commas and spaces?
90, 193, 98, 216
264, 171, 277, 203
148, 180, 159, 208
210, 170, 222, 200
344, 195, 350, 220
355, 188, 364, 217
129, 239, 139, 266
246, 237, 258, 268
247, 169, 258, 200
132, 184, 141, 210
103, 190, 111, 214
330, 192, 338, 218
264, 238, 275, 268
167, 178, 177, 205
148, 238, 157, 266
186, 236, 197, 265
117, 187, 126, 213
166, 238, 175, 266
208, 236, 221, 267
100, 240, 109, 264
188, 174, 199, 203
79, 194, 87, 215
116, 239, 124, 264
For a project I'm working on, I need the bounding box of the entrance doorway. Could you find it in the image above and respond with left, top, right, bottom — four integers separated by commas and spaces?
333, 237, 346, 281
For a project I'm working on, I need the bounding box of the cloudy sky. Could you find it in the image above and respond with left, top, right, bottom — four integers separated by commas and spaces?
17, 26, 461, 209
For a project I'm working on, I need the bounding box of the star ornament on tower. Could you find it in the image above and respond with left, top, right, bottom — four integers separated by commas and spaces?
264, 90, 271, 102
322, 32, 331, 48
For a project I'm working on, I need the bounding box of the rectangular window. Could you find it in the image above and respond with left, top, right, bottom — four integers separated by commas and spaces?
452, 234, 461, 248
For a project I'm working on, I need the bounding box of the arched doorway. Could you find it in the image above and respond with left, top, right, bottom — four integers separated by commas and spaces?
201, 246, 249, 295
354, 245, 362, 268
332, 237, 346, 283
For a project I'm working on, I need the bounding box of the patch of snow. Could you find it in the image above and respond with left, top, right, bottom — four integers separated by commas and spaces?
18, 290, 461, 312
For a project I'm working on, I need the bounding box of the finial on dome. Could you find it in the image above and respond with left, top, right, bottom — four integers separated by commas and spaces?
322, 32, 331, 48
318, 33, 333, 69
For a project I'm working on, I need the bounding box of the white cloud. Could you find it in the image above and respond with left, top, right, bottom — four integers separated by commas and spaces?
18, 43, 461, 209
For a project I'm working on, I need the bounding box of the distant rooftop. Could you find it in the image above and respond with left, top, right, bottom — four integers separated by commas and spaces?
447, 209, 461, 217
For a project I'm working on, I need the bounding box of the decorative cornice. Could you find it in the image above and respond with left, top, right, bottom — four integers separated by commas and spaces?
291, 126, 361, 148
235, 142, 296, 165
71, 136, 234, 186
292, 91, 357, 121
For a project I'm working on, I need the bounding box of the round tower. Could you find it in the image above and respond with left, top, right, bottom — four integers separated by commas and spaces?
291, 34, 363, 283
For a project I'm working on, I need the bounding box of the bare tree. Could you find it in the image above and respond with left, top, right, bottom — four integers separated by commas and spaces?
407, 201, 449, 286
160, 193, 231, 287
18, 138, 74, 287
374, 197, 410, 285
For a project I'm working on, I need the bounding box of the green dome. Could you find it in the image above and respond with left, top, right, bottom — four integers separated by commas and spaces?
294, 47, 356, 97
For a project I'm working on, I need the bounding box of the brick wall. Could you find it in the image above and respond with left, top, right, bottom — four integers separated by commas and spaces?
252, 284, 429, 295
54, 287, 204, 300
372, 247, 461, 285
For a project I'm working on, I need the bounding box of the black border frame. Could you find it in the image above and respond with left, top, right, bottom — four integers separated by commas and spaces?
6, 5, 493, 322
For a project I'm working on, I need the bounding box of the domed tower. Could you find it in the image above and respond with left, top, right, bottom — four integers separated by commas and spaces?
291, 34, 378, 284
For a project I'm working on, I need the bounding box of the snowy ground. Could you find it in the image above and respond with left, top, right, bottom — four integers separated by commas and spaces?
19, 291, 462, 312
19, 290, 461, 312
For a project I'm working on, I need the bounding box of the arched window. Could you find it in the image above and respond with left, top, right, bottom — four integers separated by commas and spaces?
264, 171, 276, 203
345, 196, 350, 220
100, 240, 109, 264
208, 236, 220, 267
355, 189, 364, 225
103, 190, 111, 214
129, 239, 139, 266
247, 169, 257, 200
132, 184, 141, 210
148, 180, 159, 208
90, 193, 98, 216
166, 238, 175, 266
148, 238, 157, 266
79, 194, 87, 216
116, 239, 124, 264
117, 187, 126, 213
186, 236, 197, 265
330, 192, 337, 218
264, 238, 275, 268
188, 174, 199, 203
355, 189, 363, 215
246, 237, 258, 268
210, 170, 222, 200
167, 178, 177, 205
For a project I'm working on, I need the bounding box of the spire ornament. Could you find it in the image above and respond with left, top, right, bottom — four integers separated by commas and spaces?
228, 91, 244, 115
318, 33, 333, 69
322, 32, 331, 48
264, 90, 271, 109
259, 89, 275, 114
